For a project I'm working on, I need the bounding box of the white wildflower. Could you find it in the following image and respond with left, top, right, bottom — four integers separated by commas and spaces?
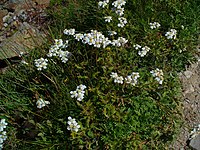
70, 84, 87, 101
133, 44, 142, 50
118, 17, 127, 28
104, 16, 112, 22
112, 37, 128, 47
115, 7, 124, 16
34, 58, 48, 71
125, 72, 140, 86
150, 68, 164, 84
149, 22, 161, 29
67, 116, 80, 132
74, 33, 84, 41
0, 119, 7, 132
138, 46, 151, 57
64, 28, 75, 35
112, 0, 126, 9
36, 98, 50, 109
108, 31, 117, 36
110, 72, 124, 84
165, 29, 177, 39
0, 131, 7, 149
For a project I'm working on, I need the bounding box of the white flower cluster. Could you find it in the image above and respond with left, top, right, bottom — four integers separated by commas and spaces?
149, 22, 161, 29
67, 116, 80, 132
63, 28, 75, 35
133, 44, 151, 57
112, 37, 128, 47
70, 84, 87, 101
150, 68, 164, 84
47, 39, 71, 63
34, 58, 48, 71
189, 124, 200, 140
165, 29, 177, 39
80, 30, 112, 48
118, 17, 127, 28
0, 119, 8, 149
36, 98, 50, 109
110, 72, 140, 86
98, 0, 109, 8
112, 0, 126, 16
125, 72, 140, 86
104, 16, 112, 22
110, 72, 124, 84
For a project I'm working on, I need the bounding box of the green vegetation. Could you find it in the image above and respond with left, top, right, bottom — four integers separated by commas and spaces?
0, 0, 200, 149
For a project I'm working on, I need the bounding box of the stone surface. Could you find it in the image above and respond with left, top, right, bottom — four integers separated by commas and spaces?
189, 134, 200, 150
0, 22, 46, 59
184, 70, 193, 78
0, 9, 8, 29
169, 58, 200, 149
33, 0, 50, 8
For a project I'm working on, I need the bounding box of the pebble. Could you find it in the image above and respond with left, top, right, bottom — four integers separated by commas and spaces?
189, 134, 200, 150
184, 70, 193, 78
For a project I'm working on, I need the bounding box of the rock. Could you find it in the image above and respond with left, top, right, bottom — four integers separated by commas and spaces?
0, 22, 46, 59
184, 70, 193, 78
189, 134, 200, 150
183, 85, 195, 95
33, 0, 50, 8
0, 9, 8, 29
4, 0, 35, 13
0, 0, 7, 5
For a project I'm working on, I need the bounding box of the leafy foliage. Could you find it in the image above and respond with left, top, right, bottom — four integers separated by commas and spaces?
0, 0, 199, 149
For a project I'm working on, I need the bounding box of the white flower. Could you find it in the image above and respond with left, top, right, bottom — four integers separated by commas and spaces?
110, 72, 118, 78
77, 84, 87, 91
125, 72, 140, 86
138, 46, 151, 57
110, 72, 124, 84
150, 68, 164, 84
112, 0, 126, 9
54, 39, 63, 47
98, 0, 109, 8
133, 44, 142, 50
108, 31, 117, 36
70, 84, 87, 101
64, 28, 75, 35
57, 50, 71, 63
47, 40, 71, 63
67, 116, 81, 132
81, 30, 111, 48
115, 7, 124, 16
118, 17, 127, 28
112, 37, 128, 47
34, 58, 48, 71
70, 91, 78, 98
36, 98, 50, 109
74, 33, 84, 41
149, 22, 161, 29
165, 29, 177, 39
0, 119, 7, 132
114, 76, 124, 84
104, 16, 112, 22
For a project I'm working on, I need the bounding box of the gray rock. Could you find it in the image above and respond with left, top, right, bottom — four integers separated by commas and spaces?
189, 134, 200, 150
184, 70, 193, 78
0, 22, 46, 59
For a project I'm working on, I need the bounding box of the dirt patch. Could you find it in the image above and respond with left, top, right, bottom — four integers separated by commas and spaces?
170, 56, 200, 149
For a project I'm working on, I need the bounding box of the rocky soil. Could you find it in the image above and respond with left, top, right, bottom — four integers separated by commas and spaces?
0, 0, 49, 60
